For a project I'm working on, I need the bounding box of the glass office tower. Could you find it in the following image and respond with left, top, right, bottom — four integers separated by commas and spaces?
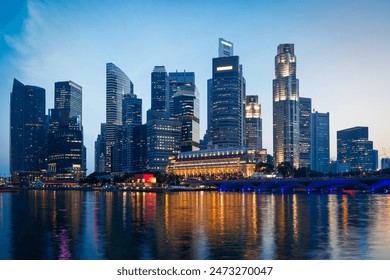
105, 63, 133, 173
10, 79, 46, 174
210, 55, 245, 148
311, 112, 330, 173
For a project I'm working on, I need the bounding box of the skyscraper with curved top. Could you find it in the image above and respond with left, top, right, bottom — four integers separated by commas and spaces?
105, 63, 133, 173
273, 44, 300, 169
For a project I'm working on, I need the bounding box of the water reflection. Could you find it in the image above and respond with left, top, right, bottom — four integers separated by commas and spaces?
0, 191, 390, 260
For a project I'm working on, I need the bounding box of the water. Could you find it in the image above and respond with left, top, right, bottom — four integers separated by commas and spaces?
1, 190, 390, 260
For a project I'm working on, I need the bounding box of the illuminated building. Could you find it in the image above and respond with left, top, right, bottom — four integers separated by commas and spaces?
337, 126, 377, 172
273, 43, 300, 169
170, 71, 200, 152
10, 79, 46, 174
166, 147, 257, 178
299, 97, 311, 168
105, 63, 133, 173
245, 95, 262, 150
47, 81, 85, 180
209, 39, 245, 148
311, 111, 330, 173
146, 116, 181, 171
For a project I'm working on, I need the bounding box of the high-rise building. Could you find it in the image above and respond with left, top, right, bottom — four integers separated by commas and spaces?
273, 43, 300, 169
151, 66, 168, 114
95, 123, 106, 173
54, 81, 82, 124
10, 79, 46, 174
146, 117, 181, 171
245, 95, 262, 150
133, 124, 147, 171
337, 126, 377, 172
382, 158, 390, 169
170, 71, 200, 152
299, 97, 311, 168
209, 39, 245, 148
218, 38, 234, 57
122, 93, 142, 172
311, 112, 330, 173
47, 81, 85, 180
105, 63, 133, 173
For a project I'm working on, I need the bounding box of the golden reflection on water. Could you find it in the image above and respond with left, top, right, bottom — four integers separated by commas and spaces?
3, 191, 390, 259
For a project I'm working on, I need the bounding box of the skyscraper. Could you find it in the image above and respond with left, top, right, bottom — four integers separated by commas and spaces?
219, 38, 234, 57
171, 72, 200, 152
10, 79, 46, 174
273, 43, 300, 169
337, 126, 377, 172
209, 39, 245, 148
299, 97, 311, 168
122, 93, 142, 172
105, 63, 133, 173
245, 95, 262, 150
47, 81, 85, 180
311, 112, 330, 173
95, 123, 106, 173
151, 66, 168, 114
146, 118, 181, 171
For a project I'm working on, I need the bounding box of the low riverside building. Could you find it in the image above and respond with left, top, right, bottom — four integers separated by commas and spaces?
166, 147, 259, 178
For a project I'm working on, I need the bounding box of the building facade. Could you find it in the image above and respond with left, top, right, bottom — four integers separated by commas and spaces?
151, 66, 168, 114
166, 147, 257, 178
299, 97, 311, 168
337, 126, 377, 173
47, 81, 85, 180
245, 95, 262, 150
209, 53, 245, 148
95, 123, 106, 173
105, 63, 133, 173
10, 79, 46, 174
311, 112, 330, 173
146, 117, 181, 171
381, 158, 390, 170
273, 43, 300, 169
122, 93, 142, 172
170, 71, 200, 152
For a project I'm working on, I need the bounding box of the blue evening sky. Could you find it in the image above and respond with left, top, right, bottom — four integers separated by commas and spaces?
1, 0, 389, 176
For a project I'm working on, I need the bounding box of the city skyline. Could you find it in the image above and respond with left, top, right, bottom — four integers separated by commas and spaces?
1, 0, 390, 175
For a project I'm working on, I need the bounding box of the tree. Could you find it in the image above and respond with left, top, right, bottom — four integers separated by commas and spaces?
277, 162, 294, 178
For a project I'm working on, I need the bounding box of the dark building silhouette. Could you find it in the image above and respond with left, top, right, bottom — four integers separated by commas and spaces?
133, 124, 148, 171
10, 79, 46, 174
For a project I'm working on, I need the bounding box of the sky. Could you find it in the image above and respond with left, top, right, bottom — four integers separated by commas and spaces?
1, 0, 390, 176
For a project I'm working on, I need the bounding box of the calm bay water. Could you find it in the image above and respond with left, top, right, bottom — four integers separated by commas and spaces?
1, 190, 390, 260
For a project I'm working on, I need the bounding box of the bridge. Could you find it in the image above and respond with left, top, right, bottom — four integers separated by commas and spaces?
186, 177, 390, 194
